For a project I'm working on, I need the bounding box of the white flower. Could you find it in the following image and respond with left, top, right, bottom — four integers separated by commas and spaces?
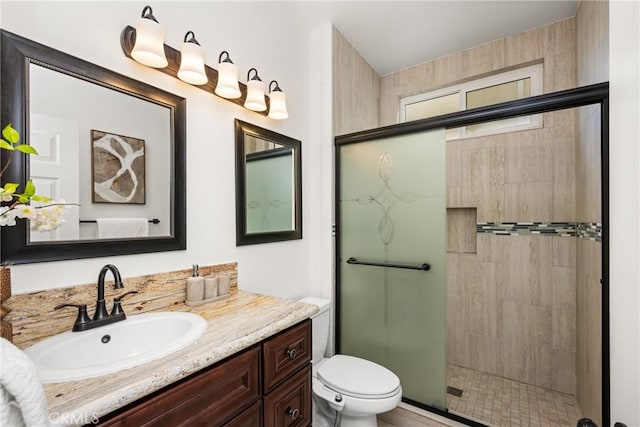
30, 200, 69, 232
13, 203, 38, 220
0, 199, 70, 229
0, 206, 17, 226
0, 194, 12, 202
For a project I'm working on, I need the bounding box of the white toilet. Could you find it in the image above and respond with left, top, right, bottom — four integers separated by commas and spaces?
300, 297, 402, 427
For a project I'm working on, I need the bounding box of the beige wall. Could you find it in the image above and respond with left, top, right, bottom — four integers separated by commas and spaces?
575, 0, 608, 424
415, 19, 577, 393
447, 234, 577, 394
332, 27, 380, 136
379, 18, 576, 127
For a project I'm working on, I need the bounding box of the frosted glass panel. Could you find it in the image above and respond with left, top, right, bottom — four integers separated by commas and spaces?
405, 92, 459, 122
339, 128, 447, 409
245, 148, 293, 233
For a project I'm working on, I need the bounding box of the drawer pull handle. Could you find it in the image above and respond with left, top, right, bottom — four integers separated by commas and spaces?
287, 407, 300, 420
286, 348, 297, 360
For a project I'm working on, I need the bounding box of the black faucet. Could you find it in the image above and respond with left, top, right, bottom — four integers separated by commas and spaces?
55, 264, 138, 332
95, 264, 124, 320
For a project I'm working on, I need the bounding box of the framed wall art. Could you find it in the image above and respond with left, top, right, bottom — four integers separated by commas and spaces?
91, 130, 146, 204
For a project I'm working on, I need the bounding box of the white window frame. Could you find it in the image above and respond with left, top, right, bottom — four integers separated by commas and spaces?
399, 64, 543, 140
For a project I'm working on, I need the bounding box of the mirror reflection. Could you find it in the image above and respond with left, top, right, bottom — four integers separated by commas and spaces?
1, 29, 186, 264
235, 119, 301, 245
28, 64, 172, 242
244, 135, 294, 233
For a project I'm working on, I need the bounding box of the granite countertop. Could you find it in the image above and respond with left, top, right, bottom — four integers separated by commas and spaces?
45, 290, 318, 426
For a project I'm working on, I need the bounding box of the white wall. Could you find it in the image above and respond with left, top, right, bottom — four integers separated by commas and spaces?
1, 1, 332, 302
609, 1, 640, 425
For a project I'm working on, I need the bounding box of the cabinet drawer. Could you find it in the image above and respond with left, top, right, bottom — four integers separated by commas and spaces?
263, 365, 311, 427
262, 319, 311, 393
223, 400, 261, 427
98, 346, 261, 427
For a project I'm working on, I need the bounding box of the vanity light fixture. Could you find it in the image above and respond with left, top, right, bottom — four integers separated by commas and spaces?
268, 80, 288, 120
130, 5, 168, 68
244, 68, 267, 112
214, 51, 241, 99
121, 8, 288, 119
177, 31, 208, 85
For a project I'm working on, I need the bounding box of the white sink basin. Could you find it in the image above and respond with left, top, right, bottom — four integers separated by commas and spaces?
25, 311, 208, 383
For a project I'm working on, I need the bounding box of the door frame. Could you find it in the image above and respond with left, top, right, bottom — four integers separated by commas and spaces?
334, 82, 610, 426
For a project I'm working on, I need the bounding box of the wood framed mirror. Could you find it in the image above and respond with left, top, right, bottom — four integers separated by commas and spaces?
234, 119, 301, 245
0, 30, 186, 264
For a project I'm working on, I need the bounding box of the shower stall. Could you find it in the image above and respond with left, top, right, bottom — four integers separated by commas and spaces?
335, 84, 609, 427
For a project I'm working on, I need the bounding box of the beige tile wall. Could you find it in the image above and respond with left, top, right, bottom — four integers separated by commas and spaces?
386, 20, 577, 224
447, 208, 477, 253
575, 239, 602, 425
379, 18, 576, 127
332, 27, 380, 136
575, 0, 608, 424
416, 19, 576, 393
447, 235, 577, 394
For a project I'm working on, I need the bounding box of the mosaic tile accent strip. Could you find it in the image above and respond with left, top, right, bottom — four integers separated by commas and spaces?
477, 222, 602, 241
477, 222, 577, 237
577, 222, 602, 241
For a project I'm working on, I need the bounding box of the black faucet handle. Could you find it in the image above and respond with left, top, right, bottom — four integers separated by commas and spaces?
54, 303, 91, 331
111, 291, 139, 317
114, 290, 139, 302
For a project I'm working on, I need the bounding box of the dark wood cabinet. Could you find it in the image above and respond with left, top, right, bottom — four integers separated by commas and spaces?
95, 319, 312, 427
262, 319, 312, 427
263, 320, 311, 394
223, 401, 262, 427
98, 346, 261, 427
263, 366, 311, 427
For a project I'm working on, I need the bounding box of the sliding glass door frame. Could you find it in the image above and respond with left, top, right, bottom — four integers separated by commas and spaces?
334, 82, 610, 426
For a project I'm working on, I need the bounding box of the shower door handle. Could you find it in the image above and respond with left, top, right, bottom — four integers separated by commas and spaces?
346, 257, 431, 271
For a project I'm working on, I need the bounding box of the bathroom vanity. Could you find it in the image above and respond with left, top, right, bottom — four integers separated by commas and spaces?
97, 320, 312, 426
36, 291, 317, 427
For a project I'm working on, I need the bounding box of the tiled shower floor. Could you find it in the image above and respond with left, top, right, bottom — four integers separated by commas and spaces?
379, 365, 584, 427
446, 364, 584, 426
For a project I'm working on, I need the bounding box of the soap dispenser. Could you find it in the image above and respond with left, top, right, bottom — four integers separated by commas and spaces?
186, 264, 204, 303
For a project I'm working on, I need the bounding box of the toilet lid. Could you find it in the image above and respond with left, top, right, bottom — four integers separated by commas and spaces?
317, 355, 401, 398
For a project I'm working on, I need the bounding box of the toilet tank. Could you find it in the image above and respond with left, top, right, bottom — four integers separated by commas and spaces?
299, 297, 331, 365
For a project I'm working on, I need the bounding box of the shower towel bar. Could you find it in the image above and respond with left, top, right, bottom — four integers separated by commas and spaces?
80, 218, 160, 224
346, 257, 431, 271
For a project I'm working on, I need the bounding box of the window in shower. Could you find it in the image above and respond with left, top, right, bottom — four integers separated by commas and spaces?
400, 63, 543, 139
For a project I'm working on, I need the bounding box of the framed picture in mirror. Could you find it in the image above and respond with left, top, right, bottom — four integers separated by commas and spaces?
91, 130, 146, 205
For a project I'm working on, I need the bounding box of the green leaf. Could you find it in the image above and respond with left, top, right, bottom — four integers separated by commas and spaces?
31, 194, 52, 202
1, 183, 19, 194
24, 179, 36, 198
18, 195, 29, 204
0, 140, 15, 151
16, 144, 39, 155
2, 124, 20, 144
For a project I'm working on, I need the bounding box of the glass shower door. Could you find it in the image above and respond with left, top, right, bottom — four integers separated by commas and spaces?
338, 128, 447, 409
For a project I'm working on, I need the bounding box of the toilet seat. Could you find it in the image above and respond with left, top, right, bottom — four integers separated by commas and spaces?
317, 355, 401, 399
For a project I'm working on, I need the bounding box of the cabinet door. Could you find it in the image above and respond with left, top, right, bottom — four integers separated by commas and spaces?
262, 320, 311, 393
223, 401, 261, 427
97, 346, 261, 427
263, 365, 311, 427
